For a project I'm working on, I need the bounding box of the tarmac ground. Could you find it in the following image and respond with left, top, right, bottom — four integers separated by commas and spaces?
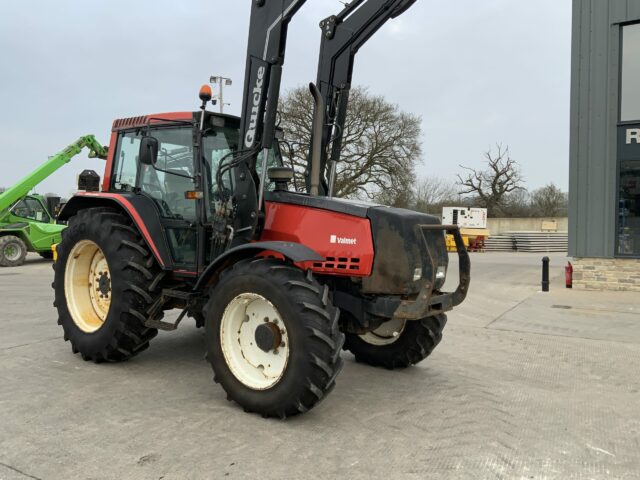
1, 252, 639, 480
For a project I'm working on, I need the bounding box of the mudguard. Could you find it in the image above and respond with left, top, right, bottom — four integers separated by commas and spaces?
58, 192, 172, 269
194, 241, 323, 292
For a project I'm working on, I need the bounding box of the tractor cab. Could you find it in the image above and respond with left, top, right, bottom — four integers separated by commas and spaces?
100, 111, 287, 270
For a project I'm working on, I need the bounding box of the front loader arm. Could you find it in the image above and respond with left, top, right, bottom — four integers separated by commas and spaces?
311, 0, 417, 196
233, 0, 307, 244
0, 135, 107, 214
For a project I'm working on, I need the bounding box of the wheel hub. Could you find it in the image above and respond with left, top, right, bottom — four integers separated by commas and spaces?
97, 271, 111, 297
219, 293, 289, 390
255, 322, 282, 352
4, 244, 19, 262
361, 317, 407, 346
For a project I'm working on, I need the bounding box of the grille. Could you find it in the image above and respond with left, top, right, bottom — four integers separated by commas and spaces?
112, 116, 147, 130
312, 257, 361, 273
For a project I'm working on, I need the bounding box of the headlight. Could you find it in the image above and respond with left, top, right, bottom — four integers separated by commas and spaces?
413, 267, 422, 282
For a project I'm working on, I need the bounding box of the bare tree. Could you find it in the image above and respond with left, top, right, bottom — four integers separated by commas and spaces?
503, 188, 532, 217
373, 169, 416, 208
278, 86, 422, 199
530, 183, 567, 217
457, 144, 523, 216
413, 176, 460, 214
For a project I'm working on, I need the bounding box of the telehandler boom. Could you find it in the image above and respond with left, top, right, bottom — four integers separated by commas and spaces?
0, 136, 106, 266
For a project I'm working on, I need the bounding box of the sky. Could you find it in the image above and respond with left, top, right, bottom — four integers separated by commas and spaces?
0, 0, 572, 197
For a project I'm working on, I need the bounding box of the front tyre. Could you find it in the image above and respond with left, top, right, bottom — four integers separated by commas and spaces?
0, 235, 27, 267
204, 258, 344, 418
344, 314, 447, 369
53, 208, 162, 362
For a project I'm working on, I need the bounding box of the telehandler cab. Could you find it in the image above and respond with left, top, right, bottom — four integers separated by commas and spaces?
53, 0, 470, 418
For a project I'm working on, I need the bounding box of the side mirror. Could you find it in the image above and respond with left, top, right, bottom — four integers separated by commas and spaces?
139, 137, 159, 165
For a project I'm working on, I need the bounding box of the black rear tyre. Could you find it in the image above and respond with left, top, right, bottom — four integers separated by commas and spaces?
0, 235, 27, 267
53, 207, 162, 362
344, 314, 447, 369
204, 258, 344, 418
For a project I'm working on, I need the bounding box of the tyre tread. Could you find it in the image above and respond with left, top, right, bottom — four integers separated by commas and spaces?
52, 207, 161, 363
204, 258, 344, 418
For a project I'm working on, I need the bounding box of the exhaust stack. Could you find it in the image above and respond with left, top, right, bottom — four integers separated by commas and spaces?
308, 82, 324, 196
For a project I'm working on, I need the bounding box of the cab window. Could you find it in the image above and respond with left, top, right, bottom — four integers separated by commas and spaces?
112, 134, 140, 191
138, 128, 196, 221
202, 128, 283, 212
12, 197, 50, 222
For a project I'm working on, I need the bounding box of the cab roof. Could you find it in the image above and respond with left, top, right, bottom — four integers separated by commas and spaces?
111, 111, 241, 132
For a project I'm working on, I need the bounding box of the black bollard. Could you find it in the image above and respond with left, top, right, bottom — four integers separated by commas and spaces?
542, 256, 550, 292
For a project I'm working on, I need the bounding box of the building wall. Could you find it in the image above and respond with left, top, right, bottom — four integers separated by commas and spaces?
487, 217, 568, 235
569, 0, 640, 257
572, 257, 640, 291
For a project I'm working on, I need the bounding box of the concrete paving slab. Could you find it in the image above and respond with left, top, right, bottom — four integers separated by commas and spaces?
489, 289, 640, 343
0, 252, 639, 480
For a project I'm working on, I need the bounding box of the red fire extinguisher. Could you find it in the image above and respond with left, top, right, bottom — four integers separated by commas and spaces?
565, 262, 573, 289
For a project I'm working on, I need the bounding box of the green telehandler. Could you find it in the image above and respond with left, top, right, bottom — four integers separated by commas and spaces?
0, 136, 107, 267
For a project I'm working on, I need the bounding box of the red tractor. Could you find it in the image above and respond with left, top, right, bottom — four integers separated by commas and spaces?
53, 0, 469, 418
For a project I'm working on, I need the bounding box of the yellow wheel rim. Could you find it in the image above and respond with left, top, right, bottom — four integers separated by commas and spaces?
64, 240, 112, 333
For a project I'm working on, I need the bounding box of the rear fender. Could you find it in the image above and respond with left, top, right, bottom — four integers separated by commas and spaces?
58, 193, 172, 269
194, 241, 323, 292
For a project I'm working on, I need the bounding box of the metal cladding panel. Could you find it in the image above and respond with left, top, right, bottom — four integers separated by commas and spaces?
569, 0, 640, 257
630, 1, 640, 18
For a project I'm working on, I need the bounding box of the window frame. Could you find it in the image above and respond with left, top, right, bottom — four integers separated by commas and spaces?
10, 196, 51, 223
619, 21, 640, 124
616, 22, 640, 258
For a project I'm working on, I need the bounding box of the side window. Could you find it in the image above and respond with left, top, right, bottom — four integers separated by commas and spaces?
139, 128, 196, 221
12, 198, 49, 222
255, 147, 282, 179
112, 133, 141, 191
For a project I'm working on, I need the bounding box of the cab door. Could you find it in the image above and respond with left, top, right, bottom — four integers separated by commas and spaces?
111, 127, 199, 272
